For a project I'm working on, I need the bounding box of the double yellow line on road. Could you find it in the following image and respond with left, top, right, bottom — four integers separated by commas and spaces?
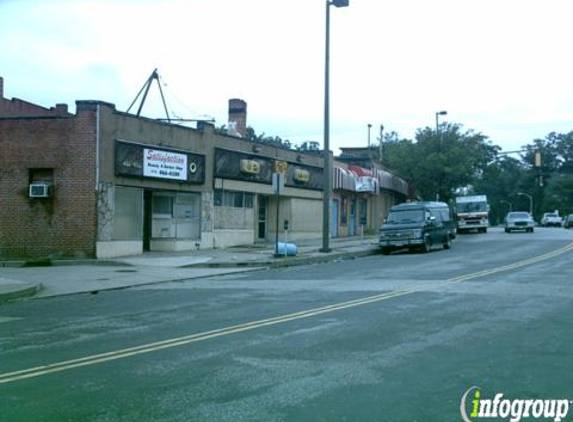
2, 242, 572, 385
448, 241, 573, 283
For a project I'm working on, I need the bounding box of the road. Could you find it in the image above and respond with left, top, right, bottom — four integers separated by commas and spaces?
1, 228, 573, 422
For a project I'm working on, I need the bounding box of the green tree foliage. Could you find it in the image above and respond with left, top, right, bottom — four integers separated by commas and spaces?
510, 131, 573, 218
383, 123, 497, 203
472, 156, 527, 224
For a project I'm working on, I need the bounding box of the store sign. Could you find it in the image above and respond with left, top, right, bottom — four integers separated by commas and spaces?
240, 159, 261, 175
115, 141, 205, 184
355, 177, 377, 192
294, 168, 310, 183
144, 149, 187, 181
275, 160, 288, 175
214, 148, 323, 190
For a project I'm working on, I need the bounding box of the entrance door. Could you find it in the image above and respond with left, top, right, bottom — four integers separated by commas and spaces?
349, 199, 356, 236
330, 199, 339, 238
257, 196, 267, 240
143, 190, 153, 251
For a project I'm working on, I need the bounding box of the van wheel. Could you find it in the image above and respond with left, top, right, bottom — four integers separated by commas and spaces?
421, 236, 431, 253
443, 235, 452, 249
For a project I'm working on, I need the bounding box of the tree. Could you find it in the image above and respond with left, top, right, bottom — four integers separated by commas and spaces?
519, 131, 573, 218
383, 123, 498, 202
472, 156, 527, 224
296, 141, 321, 154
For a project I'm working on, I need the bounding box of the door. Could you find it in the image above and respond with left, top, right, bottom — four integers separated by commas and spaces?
349, 199, 356, 236
257, 196, 267, 240
330, 199, 339, 238
143, 190, 153, 251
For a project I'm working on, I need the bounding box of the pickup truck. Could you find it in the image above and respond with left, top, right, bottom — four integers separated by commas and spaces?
540, 212, 563, 227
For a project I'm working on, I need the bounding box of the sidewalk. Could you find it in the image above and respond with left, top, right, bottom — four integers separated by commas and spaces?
0, 235, 380, 303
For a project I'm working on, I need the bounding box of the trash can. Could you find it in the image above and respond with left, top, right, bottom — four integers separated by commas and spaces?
276, 242, 297, 256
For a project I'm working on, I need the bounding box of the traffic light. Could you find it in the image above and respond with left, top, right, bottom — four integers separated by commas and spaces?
534, 150, 541, 168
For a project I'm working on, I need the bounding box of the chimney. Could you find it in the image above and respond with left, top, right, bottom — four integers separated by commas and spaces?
55, 103, 68, 116
228, 98, 247, 138
0, 76, 4, 99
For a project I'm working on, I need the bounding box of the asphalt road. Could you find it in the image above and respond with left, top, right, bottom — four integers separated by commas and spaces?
1, 228, 573, 422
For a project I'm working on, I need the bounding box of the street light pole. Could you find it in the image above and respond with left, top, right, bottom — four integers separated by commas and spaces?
321, 0, 348, 253
434, 110, 447, 201
500, 200, 513, 212
378, 124, 384, 164
435, 110, 447, 139
517, 192, 533, 215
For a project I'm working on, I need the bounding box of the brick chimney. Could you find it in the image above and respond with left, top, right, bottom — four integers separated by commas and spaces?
54, 103, 68, 116
0, 76, 4, 99
228, 98, 247, 138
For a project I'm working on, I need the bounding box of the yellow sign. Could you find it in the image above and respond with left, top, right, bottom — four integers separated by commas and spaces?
240, 159, 260, 175
275, 160, 288, 175
294, 168, 310, 183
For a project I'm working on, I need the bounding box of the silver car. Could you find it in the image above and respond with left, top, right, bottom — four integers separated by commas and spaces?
504, 212, 535, 233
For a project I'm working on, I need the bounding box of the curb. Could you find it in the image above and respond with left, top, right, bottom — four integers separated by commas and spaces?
183, 248, 380, 268
28, 267, 268, 300
0, 283, 42, 304
0, 259, 130, 268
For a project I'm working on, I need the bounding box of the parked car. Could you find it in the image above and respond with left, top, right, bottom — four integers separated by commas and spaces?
504, 211, 535, 233
563, 214, 573, 229
541, 212, 563, 227
379, 201, 456, 254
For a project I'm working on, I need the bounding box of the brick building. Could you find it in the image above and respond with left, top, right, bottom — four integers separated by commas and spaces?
0, 77, 408, 259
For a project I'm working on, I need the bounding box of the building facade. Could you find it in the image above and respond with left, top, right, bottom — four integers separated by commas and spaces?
0, 77, 408, 259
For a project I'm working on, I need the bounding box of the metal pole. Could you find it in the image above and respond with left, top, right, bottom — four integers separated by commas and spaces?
275, 189, 280, 256
435, 112, 440, 201
321, 0, 332, 253
284, 227, 288, 258
379, 124, 384, 164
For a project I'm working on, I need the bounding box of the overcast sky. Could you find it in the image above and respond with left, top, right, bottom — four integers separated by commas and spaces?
1, 0, 571, 154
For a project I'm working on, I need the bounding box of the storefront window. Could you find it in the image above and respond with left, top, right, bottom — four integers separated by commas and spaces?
214, 190, 254, 209
152, 195, 173, 218
114, 186, 143, 239
174, 193, 201, 239
151, 192, 201, 239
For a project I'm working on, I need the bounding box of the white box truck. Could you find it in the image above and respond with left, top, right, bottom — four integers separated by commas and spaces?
455, 195, 489, 233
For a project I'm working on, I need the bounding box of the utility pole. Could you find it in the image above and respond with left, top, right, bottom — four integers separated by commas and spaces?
378, 124, 384, 164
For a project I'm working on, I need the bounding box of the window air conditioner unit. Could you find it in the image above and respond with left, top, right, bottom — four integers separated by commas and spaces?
29, 183, 52, 198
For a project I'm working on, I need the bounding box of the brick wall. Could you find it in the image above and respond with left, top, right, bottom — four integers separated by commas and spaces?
0, 110, 97, 259
0, 76, 70, 118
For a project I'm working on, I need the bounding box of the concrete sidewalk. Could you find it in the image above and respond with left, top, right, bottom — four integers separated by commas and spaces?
0, 235, 380, 303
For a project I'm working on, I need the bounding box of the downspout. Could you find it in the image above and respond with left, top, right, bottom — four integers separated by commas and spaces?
94, 104, 101, 257
95, 104, 100, 190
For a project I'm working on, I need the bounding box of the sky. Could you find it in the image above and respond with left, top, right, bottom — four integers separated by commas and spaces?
1, 0, 572, 155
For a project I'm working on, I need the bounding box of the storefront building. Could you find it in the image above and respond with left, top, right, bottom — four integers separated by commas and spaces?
0, 77, 407, 259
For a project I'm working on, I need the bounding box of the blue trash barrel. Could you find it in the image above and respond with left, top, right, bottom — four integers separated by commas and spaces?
277, 242, 297, 256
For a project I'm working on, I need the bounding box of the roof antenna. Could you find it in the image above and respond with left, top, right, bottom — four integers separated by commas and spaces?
126, 68, 171, 122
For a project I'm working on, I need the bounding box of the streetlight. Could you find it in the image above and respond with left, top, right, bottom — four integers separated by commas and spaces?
517, 192, 533, 215
321, 0, 349, 253
435, 110, 447, 138
434, 110, 447, 201
378, 124, 384, 164
500, 200, 513, 212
